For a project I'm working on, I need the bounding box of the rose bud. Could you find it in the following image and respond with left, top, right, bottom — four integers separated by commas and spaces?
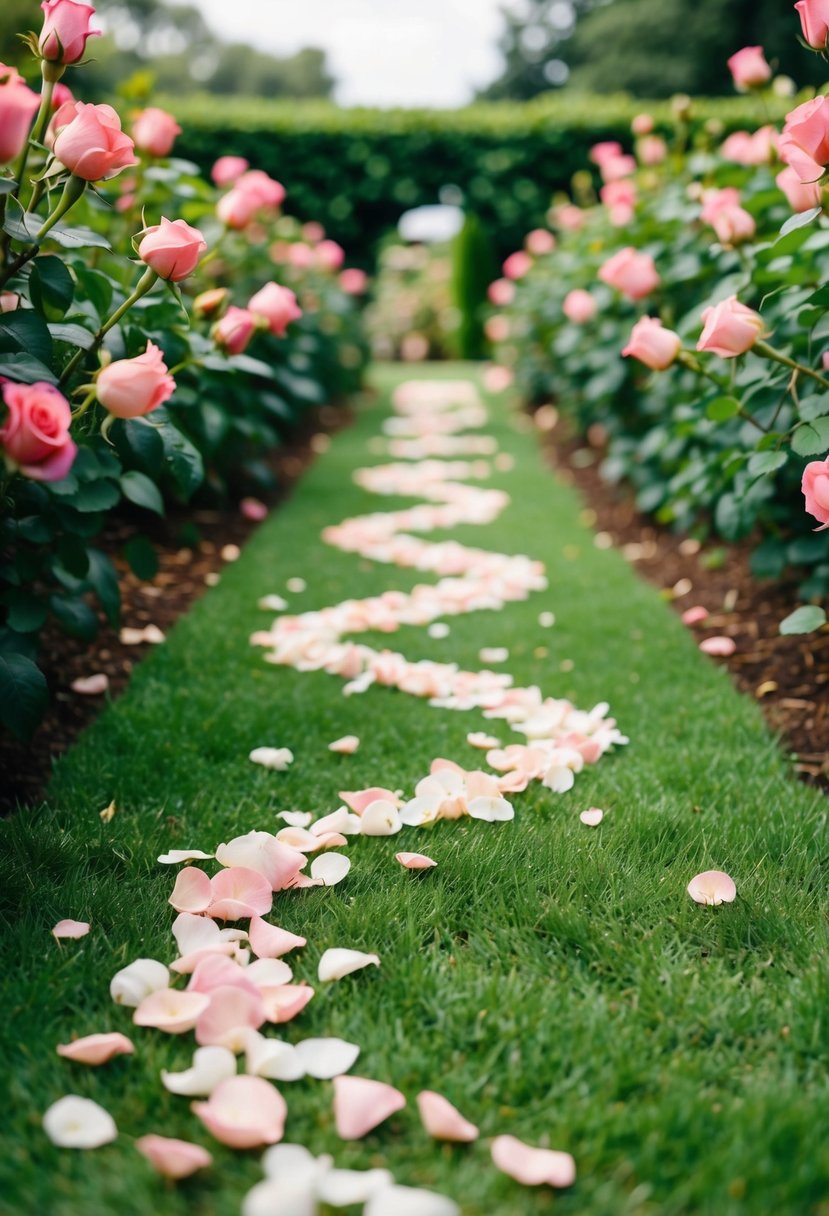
488, 278, 515, 307
778, 96, 829, 184
138, 217, 207, 282
193, 287, 229, 318
0, 378, 76, 482
776, 165, 823, 212
211, 155, 249, 186
795, 0, 829, 50
0, 293, 20, 313
95, 342, 175, 419
236, 169, 285, 210
132, 107, 181, 158
248, 283, 302, 337
727, 46, 772, 91
802, 453, 829, 529
631, 113, 654, 136
622, 316, 682, 370
0, 66, 40, 164
39, 0, 101, 66
216, 187, 260, 230
696, 296, 765, 357
339, 268, 367, 295
524, 228, 556, 256
212, 306, 257, 356
502, 251, 532, 280
598, 247, 661, 300
316, 239, 345, 270
562, 289, 597, 324
52, 101, 137, 181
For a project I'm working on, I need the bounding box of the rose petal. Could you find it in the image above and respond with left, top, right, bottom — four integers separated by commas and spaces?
248, 916, 306, 959
208, 866, 274, 920
43, 1095, 117, 1149
491, 1134, 576, 1187
52, 919, 90, 939
161, 1045, 237, 1096
169, 867, 212, 914
243, 1030, 305, 1081
580, 807, 604, 826
416, 1090, 479, 1142
364, 1184, 459, 1216
682, 605, 709, 626
134, 988, 211, 1034
215, 832, 305, 891
318, 948, 380, 982
360, 800, 402, 836
395, 852, 437, 870
158, 849, 214, 864
192, 1075, 287, 1148
333, 1074, 406, 1138
110, 958, 170, 1006
135, 1134, 212, 1179
293, 1036, 360, 1079
57, 1033, 134, 1066
687, 869, 737, 906
70, 673, 109, 695
467, 732, 501, 750
249, 746, 294, 770
309, 852, 351, 886
339, 787, 401, 815
329, 735, 360, 753
699, 635, 736, 656
318, 1168, 395, 1206
276, 811, 312, 827
261, 983, 315, 1024
195, 985, 267, 1049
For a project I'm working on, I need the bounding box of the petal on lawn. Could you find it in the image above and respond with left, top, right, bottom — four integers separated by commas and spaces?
43, 1095, 117, 1149
187, 953, 261, 997
215, 832, 306, 891
208, 867, 273, 920
687, 870, 737, 906
248, 916, 306, 959
276, 811, 313, 827
134, 988, 211, 1034
699, 635, 736, 656
580, 807, 604, 826
245, 958, 293, 987
52, 919, 90, 939
467, 732, 501, 750
364, 1185, 459, 1216
467, 795, 514, 822
192, 1075, 287, 1149
490, 1134, 576, 1187
310, 807, 360, 836
395, 852, 437, 870
309, 853, 351, 886
333, 1075, 406, 1139
169, 867, 212, 914
195, 985, 267, 1049
261, 983, 315, 1024
339, 787, 401, 815
135, 1134, 212, 1179
158, 849, 214, 864
57, 1033, 135, 1066
293, 1037, 360, 1079
360, 800, 402, 836
244, 1030, 305, 1082
261, 1142, 332, 1184
318, 1167, 395, 1206
241, 1179, 317, 1216
318, 948, 380, 982
161, 1045, 237, 1096
416, 1091, 479, 1142
110, 959, 170, 1007
249, 747, 294, 771
329, 735, 360, 753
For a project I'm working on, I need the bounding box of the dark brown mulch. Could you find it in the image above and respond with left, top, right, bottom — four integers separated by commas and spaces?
0, 403, 353, 813
535, 409, 829, 791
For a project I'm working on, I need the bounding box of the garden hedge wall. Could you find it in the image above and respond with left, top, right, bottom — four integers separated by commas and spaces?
170, 92, 794, 266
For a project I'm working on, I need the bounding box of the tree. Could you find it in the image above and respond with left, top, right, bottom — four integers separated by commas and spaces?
478, 0, 591, 101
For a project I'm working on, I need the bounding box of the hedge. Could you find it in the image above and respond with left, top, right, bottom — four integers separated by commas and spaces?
169, 92, 796, 266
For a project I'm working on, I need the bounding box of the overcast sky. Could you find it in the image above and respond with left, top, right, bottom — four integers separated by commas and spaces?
189, 0, 508, 107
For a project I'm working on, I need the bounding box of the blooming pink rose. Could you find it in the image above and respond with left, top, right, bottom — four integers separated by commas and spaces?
52, 101, 137, 181
779, 96, 829, 184
776, 165, 823, 212
139, 217, 207, 281
487, 278, 515, 306
562, 289, 597, 324
795, 0, 829, 49
50, 81, 74, 109
696, 296, 765, 357
339, 267, 367, 295
132, 107, 181, 157
0, 379, 76, 481
316, 239, 345, 270
0, 293, 20, 313
524, 228, 556, 256
216, 187, 259, 229
211, 155, 249, 186
212, 306, 257, 355
288, 242, 315, 269
720, 125, 778, 167
551, 203, 585, 231
502, 251, 532, 280
637, 134, 668, 166
589, 140, 623, 165
708, 202, 756, 245
631, 113, 654, 136
622, 316, 682, 370
0, 66, 40, 164
802, 453, 829, 528
95, 342, 175, 419
700, 187, 742, 225
598, 247, 660, 300
236, 169, 285, 210
601, 179, 637, 213
600, 154, 637, 183
727, 46, 771, 91
248, 283, 302, 337
39, 0, 100, 65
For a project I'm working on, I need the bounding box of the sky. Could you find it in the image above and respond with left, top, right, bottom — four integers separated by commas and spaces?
189, 0, 508, 107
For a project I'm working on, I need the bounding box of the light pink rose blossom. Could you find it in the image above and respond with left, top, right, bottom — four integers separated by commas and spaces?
488, 278, 515, 306
95, 341, 175, 419
138, 217, 207, 281
39, 0, 101, 64
562, 289, 597, 324
0, 379, 77, 482
776, 165, 822, 212
52, 101, 137, 181
622, 317, 682, 371
795, 0, 829, 49
727, 46, 771, 91
502, 251, 532, 280
802, 454, 829, 528
213, 306, 257, 356
248, 283, 303, 337
779, 96, 829, 184
132, 106, 181, 157
696, 296, 764, 357
340, 267, 368, 294
524, 228, 556, 256
598, 247, 660, 300
211, 155, 249, 186
631, 113, 654, 135
0, 66, 40, 164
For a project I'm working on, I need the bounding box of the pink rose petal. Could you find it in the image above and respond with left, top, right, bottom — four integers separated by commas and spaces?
135, 1134, 212, 1179
395, 852, 437, 870
416, 1091, 479, 1142
208, 867, 273, 920
195, 985, 267, 1048
56, 1032, 134, 1065
467, 731, 501, 750
339, 787, 401, 815
681, 605, 709, 626
248, 916, 307, 959
133, 988, 211, 1034
491, 1134, 576, 1188
192, 1075, 286, 1148
169, 867, 212, 914
329, 735, 360, 753
260, 983, 315, 1024
579, 807, 604, 827
699, 635, 736, 657
70, 673, 109, 695
687, 870, 737, 906
240, 497, 268, 522
333, 1075, 406, 1139
52, 919, 90, 939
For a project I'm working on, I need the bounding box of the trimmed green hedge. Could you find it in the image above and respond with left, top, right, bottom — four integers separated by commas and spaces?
170, 92, 795, 265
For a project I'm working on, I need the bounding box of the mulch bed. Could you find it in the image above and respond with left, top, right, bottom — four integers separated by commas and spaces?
0, 403, 352, 813
535, 408, 829, 792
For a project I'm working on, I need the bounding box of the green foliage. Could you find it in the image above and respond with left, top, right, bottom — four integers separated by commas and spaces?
452, 213, 497, 359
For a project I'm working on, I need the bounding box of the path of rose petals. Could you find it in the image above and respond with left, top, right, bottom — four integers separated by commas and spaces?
252, 380, 627, 793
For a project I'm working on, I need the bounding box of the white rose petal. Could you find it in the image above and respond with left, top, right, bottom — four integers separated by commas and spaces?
43, 1095, 117, 1149
157, 849, 214, 865
242, 1179, 316, 1216
293, 1037, 360, 1079
365, 1185, 459, 1216
309, 853, 351, 886
360, 800, 402, 836
109, 958, 169, 1007
244, 1031, 305, 1082
318, 948, 380, 982
277, 811, 313, 828
318, 1168, 395, 1206
161, 1045, 236, 1096
258, 594, 288, 612
250, 747, 294, 771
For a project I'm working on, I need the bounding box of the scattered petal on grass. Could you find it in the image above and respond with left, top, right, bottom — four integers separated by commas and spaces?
311, 807, 360, 836
261, 983, 315, 1024
427, 622, 450, 639
221, 543, 241, 562
261, 1141, 332, 1183
135, 1134, 212, 1179
243, 1146, 331, 1215
339, 787, 401, 815
120, 624, 165, 645
258, 594, 287, 611
52, 919, 90, 940
195, 986, 267, 1049
111, 959, 170, 1007
216, 832, 306, 892
467, 731, 501, 750
249, 747, 294, 771
364, 1184, 459, 1216
309, 853, 351, 886
70, 673, 109, 695
57, 1033, 135, 1065
134, 988, 211, 1034
682, 605, 709, 625
329, 735, 360, 754
318, 1168, 395, 1206
538, 611, 556, 628
43, 1096, 117, 1149
687, 870, 737, 906
286, 577, 306, 593
580, 807, 604, 827
491, 1134, 576, 1188
360, 800, 402, 836
241, 497, 268, 522
172, 913, 246, 958
161, 1045, 237, 1096
395, 852, 437, 870
245, 958, 293, 987
208, 866, 274, 920
318, 949, 380, 982
277, 811, 313, 828
192, 1075, 287, 1148
243, 1031, 304, 1082
99, 800, 116, 823
169, 867, 212, 914
333, 1075, 406, 1139
157, 849, 214, 865
479, 647, 509, 664
248, 916, 306, 959
416, 1091, 479, 1142
293, 1037, 360, 1079
699, 635, 736, 657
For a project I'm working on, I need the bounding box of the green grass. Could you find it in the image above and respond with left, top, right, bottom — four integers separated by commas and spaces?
2, 362, 828, 1216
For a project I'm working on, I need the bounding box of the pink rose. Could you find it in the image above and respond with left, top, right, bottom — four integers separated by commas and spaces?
631, 113, 654, 136
503, 251, 532, 280
39, 0, 100, 65
622, 316, 682, 370
524, 229, 556, 256
193, 287, 229, 317
316, 239, 345, 271
211, 155, 249, 187
216, 187, 260, 230
484, 315, 511, 342
0, 379, 76, 481
212, 306, 257, 356
562, 289, 597, 324
287, 242, 315, 269
598, 247, 660, 300
339, 268, 368, 295
727, 46, 771, 91
795, 0, 829, 49
779, 96, 829, 184
52, 101, 137, 181
701, 191, 756, 245
236, 169, 285, 210
696, 296, 765, 357
776, 165, 823, 212
488, 278, 515, 307
302, 221, 325, 242
601, 179, 637, 212
0, 66, 40, 164
248, 283, 302, 337
50, 81, 74, 109
132, 107, 181, 158
720, 125, 778, 167
802, 454, 829, 528
600, 154, 637, 183
700, 187, 742, 225
551, 203, 585, 232
95, 342, 175, 419
589, 141, 623, 165
637, 134, 668, 166
138, 217, 207, 282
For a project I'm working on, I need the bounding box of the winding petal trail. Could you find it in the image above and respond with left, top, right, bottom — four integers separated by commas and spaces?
252, 378, 627, 791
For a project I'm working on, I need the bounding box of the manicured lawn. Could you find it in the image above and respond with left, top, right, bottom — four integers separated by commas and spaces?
1, 363, 827, 1216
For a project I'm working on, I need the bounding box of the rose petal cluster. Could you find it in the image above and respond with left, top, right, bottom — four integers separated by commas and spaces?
0, 64, 40, 164
132, 106, 181, 157
39, 0, 101, 65
95, 342, 175, 419
696, 296, 765, 358
0, 378, 77, 482
138, 217, 207, 281
52, 101, 137, 181
598, 247, 660, 300
622, 317, 682, 371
